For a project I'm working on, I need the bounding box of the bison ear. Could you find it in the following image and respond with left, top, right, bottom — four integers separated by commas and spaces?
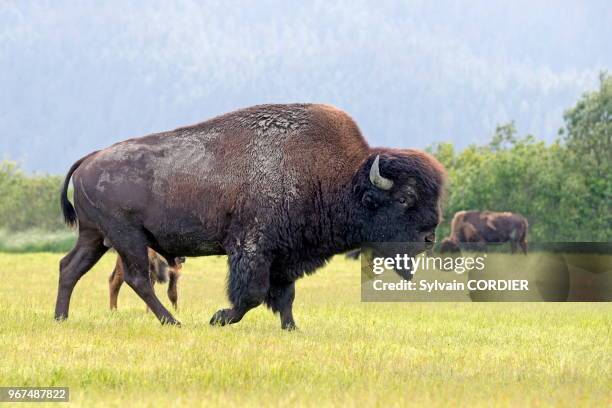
361, 190, 380, 210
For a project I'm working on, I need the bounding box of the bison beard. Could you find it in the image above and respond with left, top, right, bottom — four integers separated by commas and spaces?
55, 103, 446, 329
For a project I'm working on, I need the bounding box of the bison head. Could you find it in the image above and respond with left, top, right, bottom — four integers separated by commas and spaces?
354, 150, 446, 279
438, 237, 460, 253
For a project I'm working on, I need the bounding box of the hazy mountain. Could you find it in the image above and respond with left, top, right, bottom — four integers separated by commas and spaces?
1, 0, 610, 173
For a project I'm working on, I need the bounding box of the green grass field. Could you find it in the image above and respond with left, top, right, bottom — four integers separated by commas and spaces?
0, 252, 610, 407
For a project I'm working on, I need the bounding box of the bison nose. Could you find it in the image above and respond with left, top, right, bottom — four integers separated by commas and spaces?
424, 232, 436, 243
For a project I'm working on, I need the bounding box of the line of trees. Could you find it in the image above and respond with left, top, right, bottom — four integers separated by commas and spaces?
432, 73, 610, 242
0, 161, 64, 231
0, 74, 609, 243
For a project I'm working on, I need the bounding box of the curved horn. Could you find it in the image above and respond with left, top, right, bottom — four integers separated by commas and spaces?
369, 155, 393, 190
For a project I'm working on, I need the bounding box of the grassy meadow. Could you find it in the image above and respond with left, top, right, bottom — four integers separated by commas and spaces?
0, 252, 610, 407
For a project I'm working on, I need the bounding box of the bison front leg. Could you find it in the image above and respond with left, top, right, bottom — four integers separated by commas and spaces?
210, 252, 270, 327
266, 281, 297, 330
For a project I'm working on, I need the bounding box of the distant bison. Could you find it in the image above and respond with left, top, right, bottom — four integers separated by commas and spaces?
56, 103, 446, 329
109, 248, 184, 310
439, 211, 528, 254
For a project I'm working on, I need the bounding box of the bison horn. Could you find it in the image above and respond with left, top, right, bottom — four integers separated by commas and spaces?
369, 155, 393, 190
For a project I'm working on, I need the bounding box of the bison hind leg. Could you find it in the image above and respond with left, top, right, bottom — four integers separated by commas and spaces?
112, 232, 180, 325
108, 260, 125, 310
520, 240, 528, 255
55, 228, 108, 321
167, 269, 180, 309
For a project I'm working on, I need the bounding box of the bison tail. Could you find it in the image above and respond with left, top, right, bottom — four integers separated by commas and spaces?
60, 151, 98, 228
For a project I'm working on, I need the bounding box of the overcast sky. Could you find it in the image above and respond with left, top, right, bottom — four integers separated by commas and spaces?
1, 0, 610, 173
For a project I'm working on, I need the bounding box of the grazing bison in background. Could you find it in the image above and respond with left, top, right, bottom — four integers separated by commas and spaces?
109, 248, 185, 310
438, 210, 528, 254
55, 103, 446, 329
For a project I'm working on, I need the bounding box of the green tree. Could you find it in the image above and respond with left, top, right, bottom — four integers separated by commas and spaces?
430, 126, 592, 242
559, 72, 612, 240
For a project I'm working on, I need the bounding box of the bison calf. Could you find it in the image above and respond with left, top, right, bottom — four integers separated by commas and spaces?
109, 248, 184, 310
439, 210, 528, 254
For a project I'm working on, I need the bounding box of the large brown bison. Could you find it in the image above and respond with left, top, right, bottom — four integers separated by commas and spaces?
55, 103, 446, 329
109, 248, 184, 310
438, 210, 528, 254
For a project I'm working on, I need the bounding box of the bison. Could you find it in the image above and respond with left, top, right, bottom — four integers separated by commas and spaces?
438, 210, 528, 254
55, 103, 446, 329
109, 248, 184, 310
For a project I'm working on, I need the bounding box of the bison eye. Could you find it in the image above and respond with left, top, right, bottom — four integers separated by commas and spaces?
397, 195, 416, 207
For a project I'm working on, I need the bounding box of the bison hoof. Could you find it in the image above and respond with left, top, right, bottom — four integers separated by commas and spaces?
210, 309, 234, 326
282, 321, 298, 331
160, 317, 181, 326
